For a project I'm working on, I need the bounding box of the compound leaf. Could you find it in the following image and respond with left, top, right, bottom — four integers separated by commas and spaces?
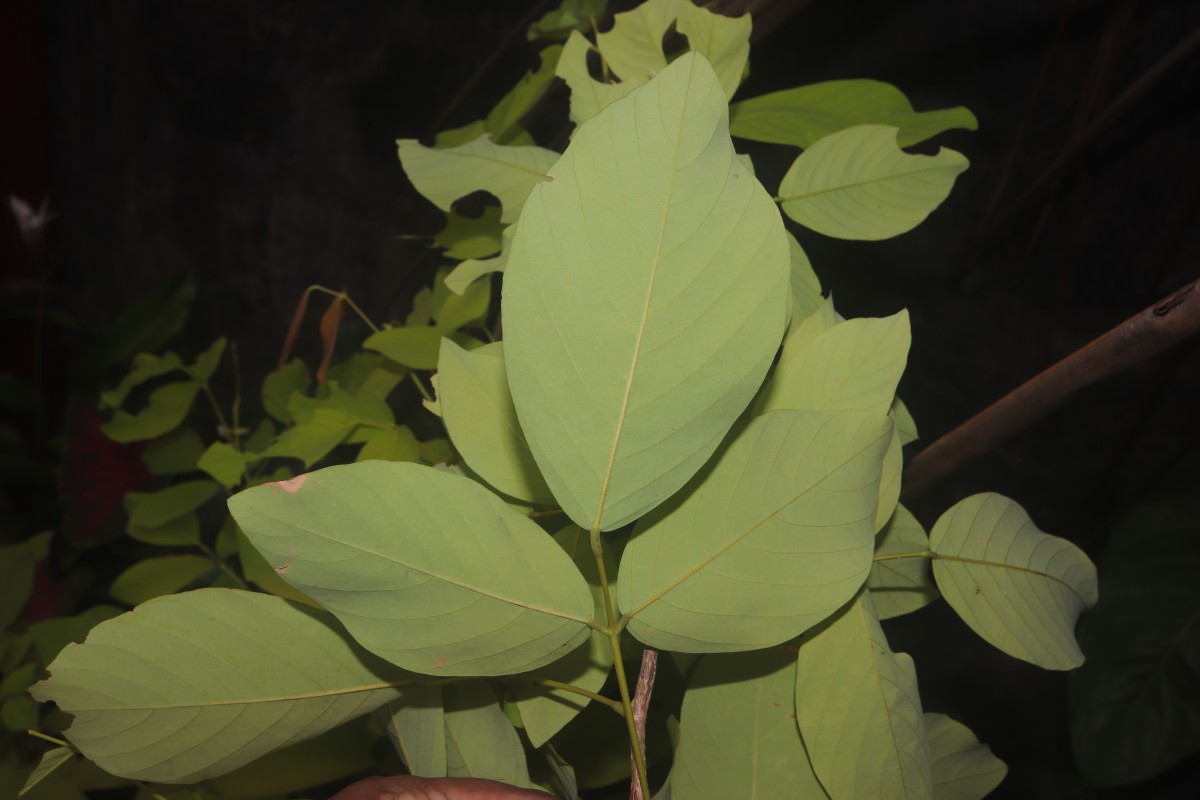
619, 410, 890, 652
795, 591, 931, 800
229, 461, 594, 676
504, 53, 789, 532
30, 589, 404, 783
778, 125, 968, 241
930, 493, 1098, 670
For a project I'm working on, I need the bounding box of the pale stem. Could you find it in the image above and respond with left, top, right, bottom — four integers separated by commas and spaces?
630, 649, 659, 800
197, 542, 251, 590
307, 285, 381, 333
872, 550, 934, 563
26, 730, 70, 748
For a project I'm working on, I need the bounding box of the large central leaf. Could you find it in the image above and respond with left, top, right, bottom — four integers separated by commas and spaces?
504, 53, 789, 532
228, 461, 594, 676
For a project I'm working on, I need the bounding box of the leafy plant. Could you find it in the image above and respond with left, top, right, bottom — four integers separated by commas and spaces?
23, 1, 1102, 798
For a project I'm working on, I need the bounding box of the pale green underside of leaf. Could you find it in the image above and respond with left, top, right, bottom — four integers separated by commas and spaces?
876, 427, 903, 532
446, 225, 513, 295
762, 310, 911, 417
926, 713, 1007, 800
557, 31, 645, 127
619, 410, 890, 652
398, 134, 559, 224
486, 44, 563, 145
795, 591, 932, 800
870, 504, 938, 620
672, 0, 750, 99
730, 79, 977, 150
388, 685, 447, 778
18, 746, 73, 797
890, 396, 919, 446
444, 681, 530, 787
778, 125, 969, 241
788, 231, 824, 329
504, 52, 789, 532
511, 526, 614, 747
30, 589, 403, 784
435, 206, 503, 260
438, 340, 555, 505
930, 493, 1098, 670
228, 461, 594, 676
673, 649, 828, 800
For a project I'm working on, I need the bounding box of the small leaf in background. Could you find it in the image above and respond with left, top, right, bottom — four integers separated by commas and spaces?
528, 0, 605, 41
197, 442, 254, 488
620, 410, 889, 652
128, 511, 203, 547
141, 427, 206, 476
674, 0, 751, 99
435, 120, 488, 149
891, 396, 919, 445
444, 681, 531, 787
870, 504, 938, 620
926, 713, 1007, 800
189, 337, 227, 381
30, 590, 405, 783
100, 381, 199, 443
730, 78, 977, 149
512, 525, 614, 747
126, 480, 220, 530
445, 224, 514, 296
2, 693, 39, 731
672, 649, 826, 799
778, 125, 969, 241
438, 340, 553, 505
795, 591, 931, 799
931, 493, 1098, 670
262, 359, 310, 424
761, 310, 911, 416
1069, 464, 1200, 786
29, 605, 123, 664
350, 425, 421, 463
556, 31, 644, 126
397, 135, 559, 224
229, 461, 594, 676
594, 0, 676, 83
434, 206, 503, 260
316, 295, 346, 384
787, 231, 824, 328
0, 532, 51, 629
433, 271, 491, 333
364, 326, 445, 370
388, 685, 447, 778
18, 747, 74, 797
406, 287, 434, 327
541, 743, 580, 800
99, 351, 184, 409
485, 44, 563, 145
505, 53, 789, 532
266, 408, 358, 468
109, 555, 213, 606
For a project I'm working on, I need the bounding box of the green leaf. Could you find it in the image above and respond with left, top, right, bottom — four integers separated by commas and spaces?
233, 522, 319, 608
870, 504, 938, 620
267, 411, 356, 467
128, 511, 203, 547
30, 589, 405, 783
351, 425, 420, 463
1069, 479, 1200, 785
290, 382, 394, 427
778, 125, 969, 240
891, 396, 919, 445
541, 743, 580, 800
101, 381, 200, 443
189, 337, 226, 381
528, 0, 606, 41
673, 649, 827, 799
100, 352, 184, 409
434, 206, 504, 260
197, 442, 254, 488
674, 0, 751, 99
434, 271, 491, 333
436, 120, 488, 149
2, 693, 38, 730
126, 480, 221, 530
556, 31, 644, 126
0, 532, 50, 629
141, 428, 206, 476
619, 410, 891, 652
438, 340, 553, 505
388, 685, 447, 778
19, 747, 74, 797
762, 311, 910, 416
795, 591, 931, 799
229, 461, 594, 676
876, 427, 903, 531
594, 0, 677, 83
29, 605, 123, 664
262, 360, 309, 424
788, 231, 823, 329
110, 555, 214, 605
504, 53, 789, 532
398, 134, 559, 224
486, 45, 563, 144
444, 681, 530, 787
511, 526, 614, 746
930, 493, 1098, 670
445, 226, 513, 296
926, 713, 1007, 800
730, 79, 978, 149
364, 326, 446, 370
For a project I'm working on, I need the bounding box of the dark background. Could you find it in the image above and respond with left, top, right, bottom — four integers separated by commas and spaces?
3, 0, 1199, 797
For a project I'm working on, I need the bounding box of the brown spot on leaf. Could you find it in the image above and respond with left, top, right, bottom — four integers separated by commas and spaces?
435, 658, 446, 669
267, 474, 309, 494
275, 544, 296, 574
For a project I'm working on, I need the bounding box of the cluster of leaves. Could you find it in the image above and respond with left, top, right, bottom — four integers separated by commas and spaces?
19, 1, 1111, 798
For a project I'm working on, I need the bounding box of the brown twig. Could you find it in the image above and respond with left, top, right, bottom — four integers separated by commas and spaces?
630, 649, 658, 800
902, 279, 1200, 499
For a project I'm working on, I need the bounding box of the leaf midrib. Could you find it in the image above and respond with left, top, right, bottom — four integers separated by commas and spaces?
778, 160, 961, 204
64, 680, 404, 711
933, 553, 1092, 604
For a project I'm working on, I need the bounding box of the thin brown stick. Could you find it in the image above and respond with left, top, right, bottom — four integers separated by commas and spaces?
902, 279, 1200, 499
630, 649, 659, 800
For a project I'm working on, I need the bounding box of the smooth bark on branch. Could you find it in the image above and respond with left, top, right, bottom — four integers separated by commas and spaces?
902, 279, 1200, 499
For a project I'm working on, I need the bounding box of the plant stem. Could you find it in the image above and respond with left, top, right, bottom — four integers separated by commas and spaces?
307, 285, 381, 333
629, 650, 658, 800
26, 730, 70, 748
501, 675, 624, 714
591, 524, 651, 800
197, 542, 250, 590
408, 371, 434, 403
872, 550, 934, 563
